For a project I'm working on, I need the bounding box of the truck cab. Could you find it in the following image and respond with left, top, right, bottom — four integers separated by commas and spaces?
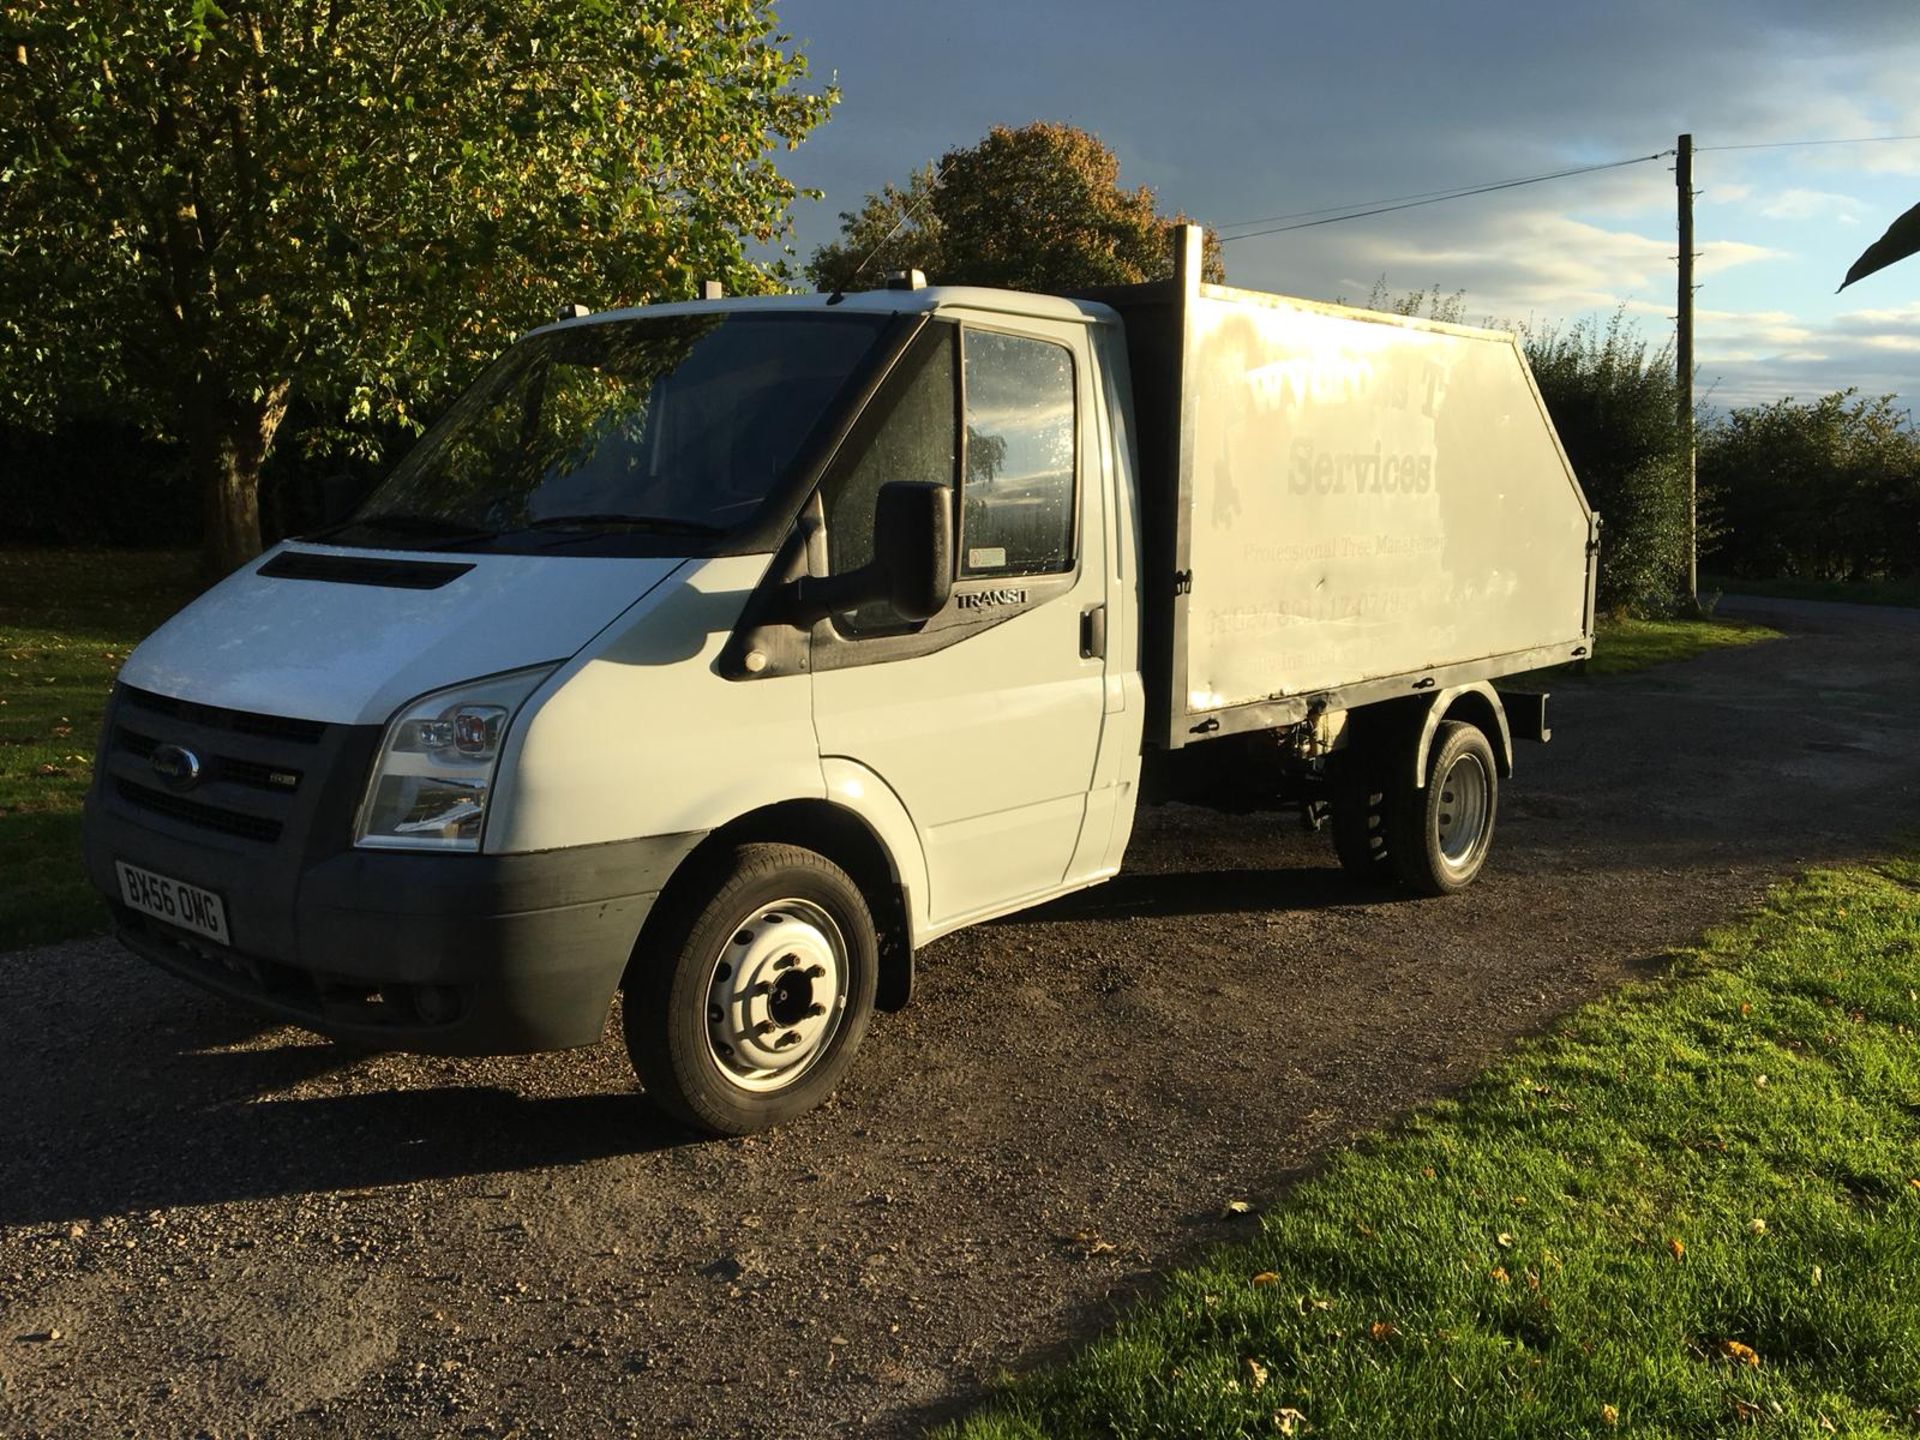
84, 281, 1152, 1133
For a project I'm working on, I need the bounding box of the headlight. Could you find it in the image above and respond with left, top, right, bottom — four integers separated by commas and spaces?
355, 665, 556, 852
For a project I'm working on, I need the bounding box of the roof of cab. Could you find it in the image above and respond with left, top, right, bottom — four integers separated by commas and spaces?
529, 285, 1118, 339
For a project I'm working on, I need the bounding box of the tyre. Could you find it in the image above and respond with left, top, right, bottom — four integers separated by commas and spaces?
624, 842, 878, 1136
1390, 720, 1498, 896
1329, 752, 1397, 883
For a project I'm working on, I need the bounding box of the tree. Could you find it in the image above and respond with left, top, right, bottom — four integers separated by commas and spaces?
808, 122, 1224, 294
1521, 314, 1691, 616
1700, 391, 1920, 581
1, 1, 834, 574
810, 162, 946, 292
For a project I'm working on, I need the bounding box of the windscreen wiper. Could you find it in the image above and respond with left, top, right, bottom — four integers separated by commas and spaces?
516, 513, 726, 536
302, 512, 500, 549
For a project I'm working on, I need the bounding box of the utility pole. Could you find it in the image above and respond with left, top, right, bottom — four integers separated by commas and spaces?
1676, 132, 1697, 607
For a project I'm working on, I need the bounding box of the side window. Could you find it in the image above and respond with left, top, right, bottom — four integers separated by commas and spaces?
961, 330, 1076, 576
818, 328, 957, 634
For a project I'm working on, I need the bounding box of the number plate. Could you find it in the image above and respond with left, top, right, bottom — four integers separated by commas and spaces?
115, 861, 230, 945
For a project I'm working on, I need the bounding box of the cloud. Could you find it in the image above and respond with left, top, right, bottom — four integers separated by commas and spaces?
1698, 239, 1789, 275
1757, 188, 1865, 223
774, 0, 1920, 406
1695, 298, 1920, 407
1231, 199, 1784, 325
1695, 307, 1818, 355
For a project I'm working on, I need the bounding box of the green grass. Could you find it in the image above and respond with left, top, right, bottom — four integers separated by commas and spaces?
1562, 616, 1780, 678
945, 856, 1920, 1439
0, 550, 201, 950
1706, 574, 1920, 611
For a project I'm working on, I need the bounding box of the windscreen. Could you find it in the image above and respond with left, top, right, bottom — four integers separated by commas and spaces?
335, 312, 890, 550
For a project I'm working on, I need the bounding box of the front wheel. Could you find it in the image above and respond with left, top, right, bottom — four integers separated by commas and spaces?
1391, 720, 1498, 896
624, 843, 878, 1136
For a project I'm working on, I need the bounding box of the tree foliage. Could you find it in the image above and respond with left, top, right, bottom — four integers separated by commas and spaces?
0, 0, 833, 570
808, 122, 1224, 294
1521, 314, 1691, 616
1701, 390, 1920, 581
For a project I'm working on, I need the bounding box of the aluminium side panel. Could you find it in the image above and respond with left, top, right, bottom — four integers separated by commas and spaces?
1178, 286, 1594, 731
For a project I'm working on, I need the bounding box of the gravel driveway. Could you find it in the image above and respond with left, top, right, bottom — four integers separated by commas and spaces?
4, 596, 1917, 1439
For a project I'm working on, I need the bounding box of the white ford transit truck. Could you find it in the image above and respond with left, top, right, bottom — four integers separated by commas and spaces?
83, 228, 1596, 1135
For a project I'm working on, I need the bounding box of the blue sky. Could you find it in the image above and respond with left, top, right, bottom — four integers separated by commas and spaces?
772, 0, 1920, 410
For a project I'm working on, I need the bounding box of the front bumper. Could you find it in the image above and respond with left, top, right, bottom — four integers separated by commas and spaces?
84, 797, 703, 1055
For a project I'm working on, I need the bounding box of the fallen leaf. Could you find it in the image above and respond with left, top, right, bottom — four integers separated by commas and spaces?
1496, 1232, 1514, 1248
1748, 1218, 1767, 1236
1601, 1404, 1619, 1427
1739, 1001, 1752, 1016
1720, 1339, 1761, 1368
1242, 1356, 1268, 1390
1421, 1166, 1436, 1179
1811, 1265, 1823, 1287
1222, 1200, 1254, 1218
1274, 1407, 1310, 1435
1667, 1238, 1686, 1261
1368, 1321, 1399, 1341
1251, 1271, 1279, 1287
1754, 1074, 1769, 1089
1490, 1266, 1509, 1285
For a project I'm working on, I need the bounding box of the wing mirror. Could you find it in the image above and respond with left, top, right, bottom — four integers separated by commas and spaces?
789, 481, 953, 624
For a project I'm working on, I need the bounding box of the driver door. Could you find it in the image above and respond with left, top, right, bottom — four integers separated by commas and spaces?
809, 315, 1110, 927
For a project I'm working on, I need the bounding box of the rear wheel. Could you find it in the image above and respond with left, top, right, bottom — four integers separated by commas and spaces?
1329, 753, 1397, 883
624, 843, 878, 1136
1390, 720, 1498, 896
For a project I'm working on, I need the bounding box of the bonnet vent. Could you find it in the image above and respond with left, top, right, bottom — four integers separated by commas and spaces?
257, 550, 475, 591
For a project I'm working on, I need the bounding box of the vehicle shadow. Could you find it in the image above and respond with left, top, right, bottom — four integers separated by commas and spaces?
7, 1081, 685, 1228
0, 947, 691, 1227
998, 863, 1397, 924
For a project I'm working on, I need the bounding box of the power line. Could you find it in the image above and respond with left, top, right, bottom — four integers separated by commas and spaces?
1217, 151, 1674, 244
1697, 133, 1920, 153
1215, 133, 1920, 245
1218, 174, 1580, 231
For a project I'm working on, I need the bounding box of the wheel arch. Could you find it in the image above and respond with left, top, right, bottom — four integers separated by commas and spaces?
630, 798, 918, 1013
1418, 683, 1513, 785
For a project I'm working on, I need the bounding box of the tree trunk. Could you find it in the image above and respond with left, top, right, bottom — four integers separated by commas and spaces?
184, 379, 290, 579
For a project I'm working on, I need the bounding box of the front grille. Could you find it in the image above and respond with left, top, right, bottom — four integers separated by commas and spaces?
106, 685, 331, 845
115, 726, 302, 794
114, 778, 285, 842
119, 685, 326, 745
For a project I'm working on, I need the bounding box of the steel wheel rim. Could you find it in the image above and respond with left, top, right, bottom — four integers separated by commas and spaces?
704, 898, 849, 1094
1434, 752, 1491, 873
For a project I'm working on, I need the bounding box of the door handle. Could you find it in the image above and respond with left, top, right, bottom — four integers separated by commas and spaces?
1079, 603, 1107, 660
